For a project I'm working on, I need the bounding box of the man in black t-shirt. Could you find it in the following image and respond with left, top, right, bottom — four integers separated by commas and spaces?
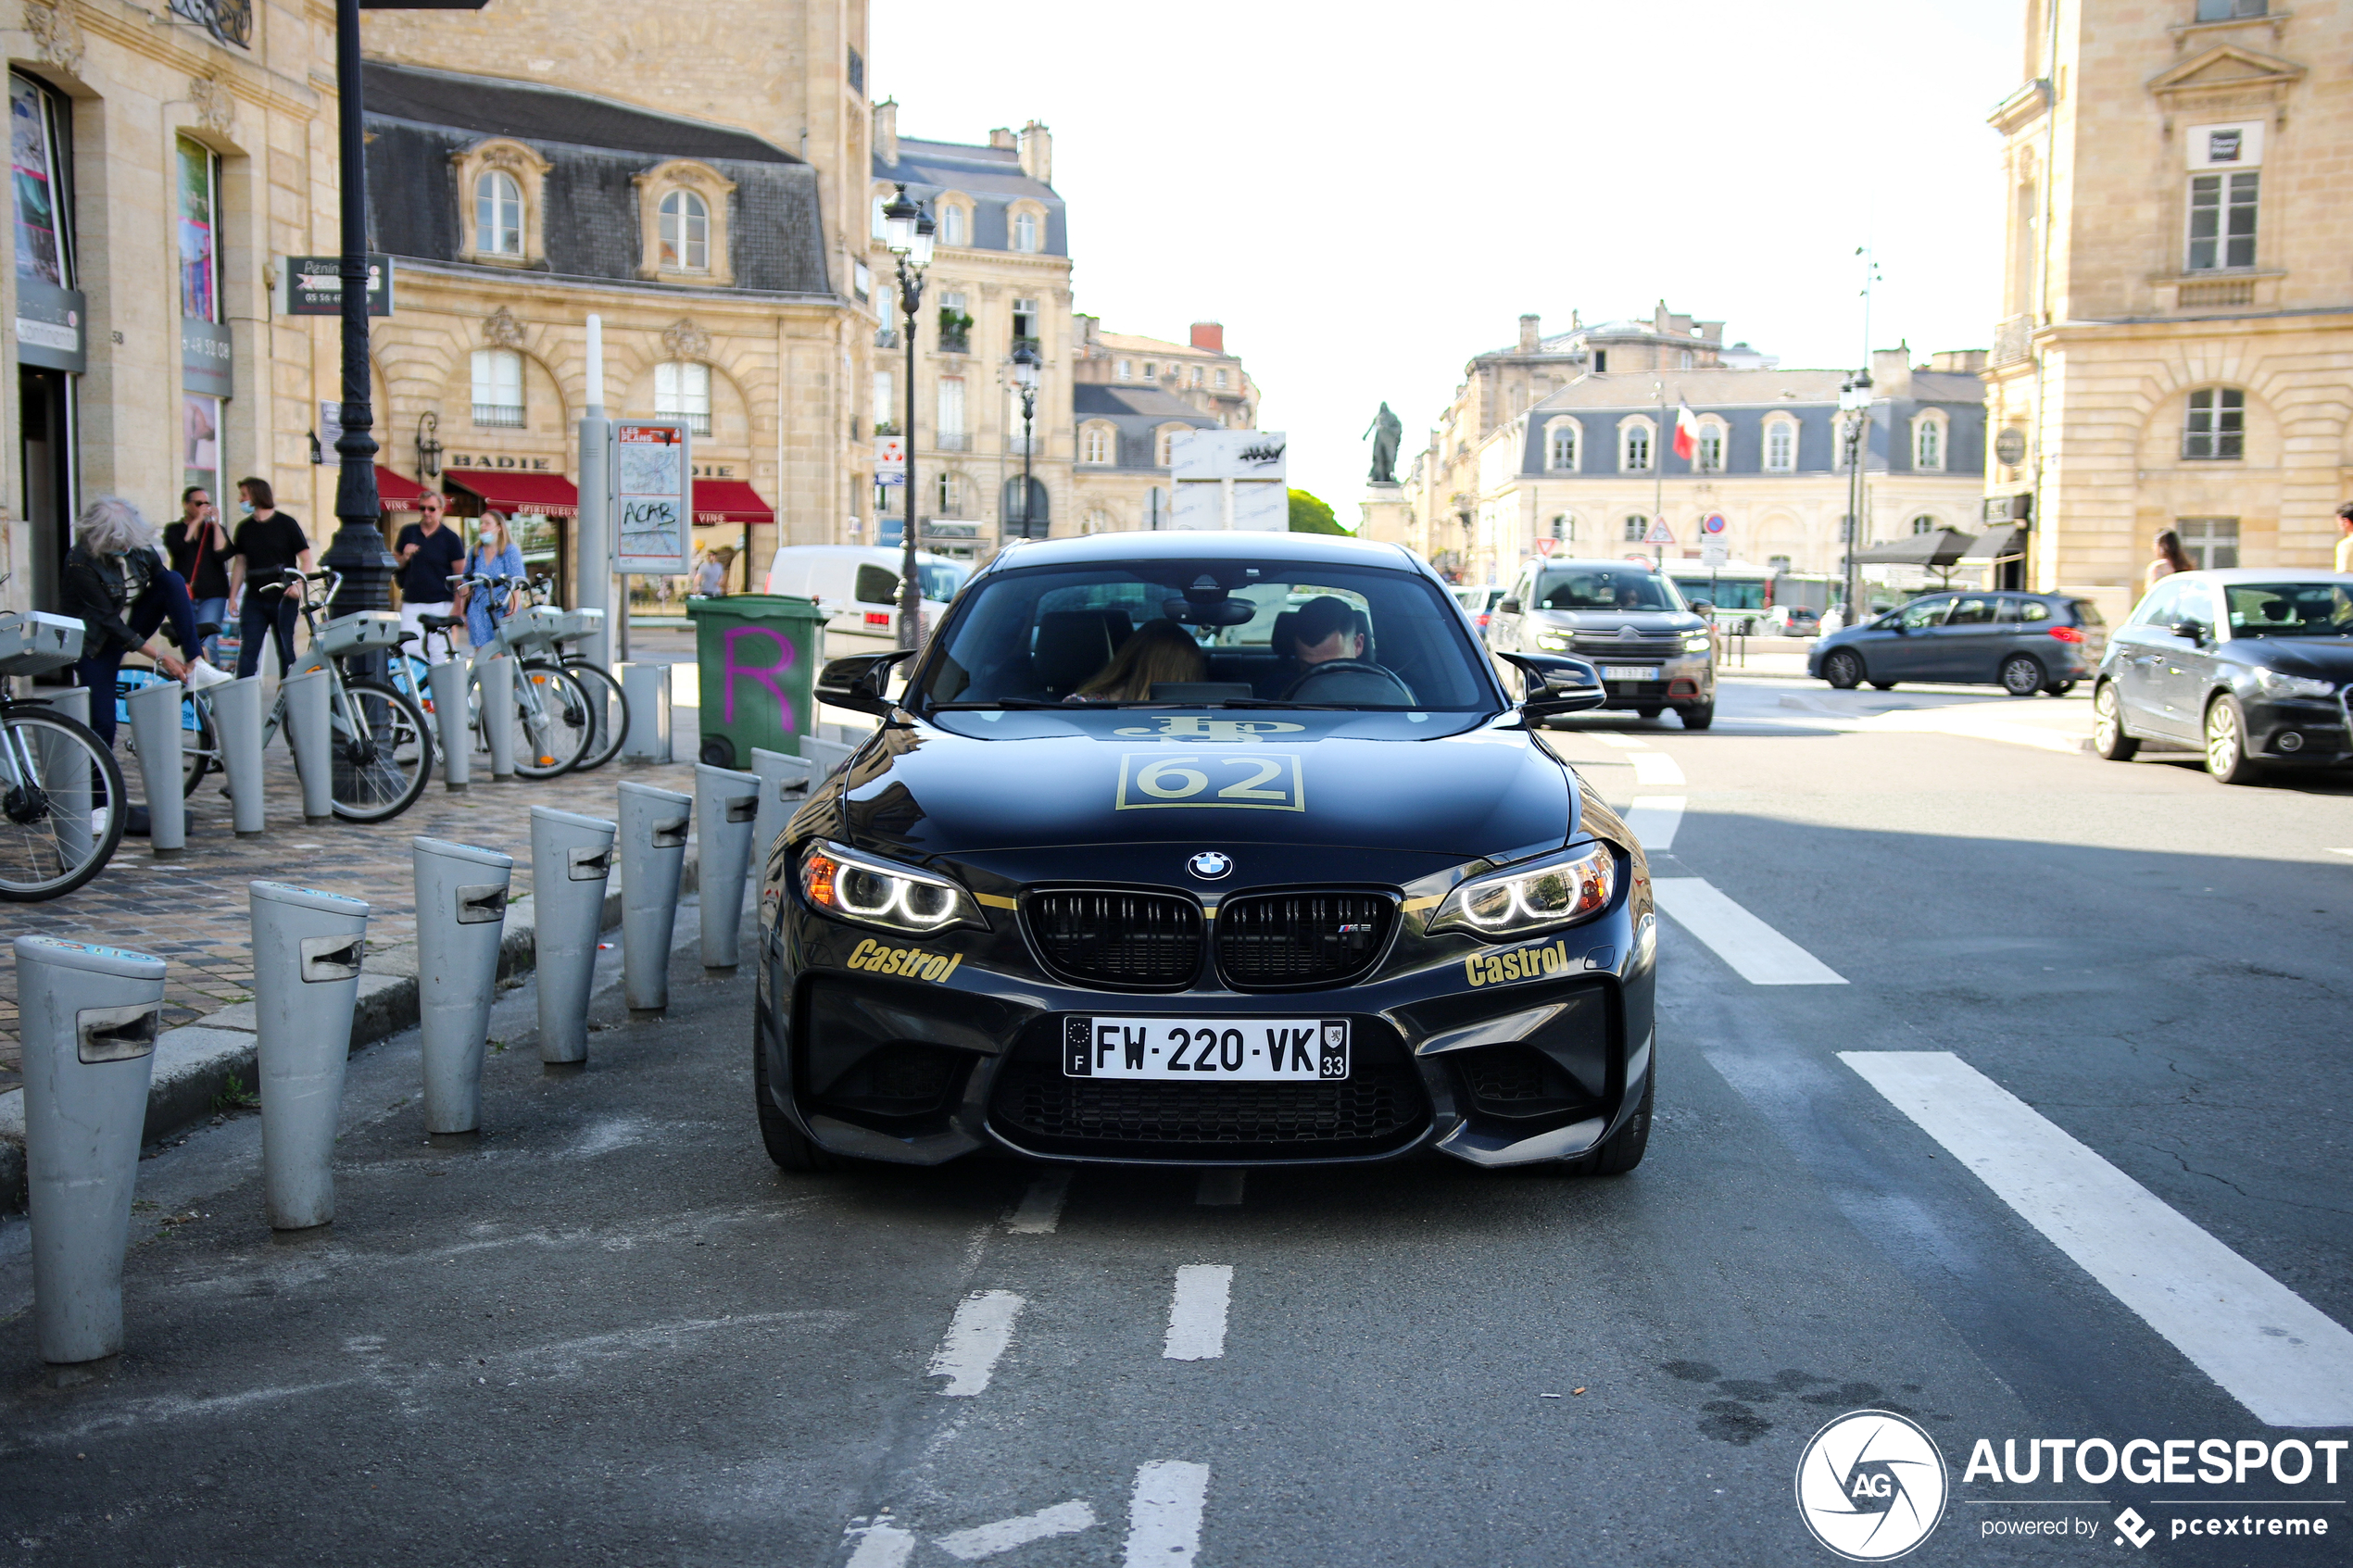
225, 475, 315, 678
395, 491, 467, 662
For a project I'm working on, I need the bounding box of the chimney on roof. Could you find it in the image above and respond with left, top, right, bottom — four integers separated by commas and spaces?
989, 127, 1016, 150
1870, 342, 1914, 399
1017, 120, 1052, 184
1518, 314, 1541, 353
1190, 321, 1224, 353
873, 98, 898, 168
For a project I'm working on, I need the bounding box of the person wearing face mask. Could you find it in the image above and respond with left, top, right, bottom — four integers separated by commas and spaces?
62, 496, 232, 751
455, 512, 527, 651
163, 485, 233, 665
224, 475, 315, 678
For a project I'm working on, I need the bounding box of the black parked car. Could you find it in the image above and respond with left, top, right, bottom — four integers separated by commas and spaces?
1806, 590, 2107, 696
757, 533, 1661, 1177
2093, 570, 2352, 784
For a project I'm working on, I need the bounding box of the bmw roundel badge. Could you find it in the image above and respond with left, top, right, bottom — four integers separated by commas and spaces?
1188, 851, 1232, 880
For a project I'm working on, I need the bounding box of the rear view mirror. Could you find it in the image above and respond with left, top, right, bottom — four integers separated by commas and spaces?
816, 649, 916, 717
1498, 651, 1605, 716
1160, 596, 1255, 627
2170, 619, 2210, 646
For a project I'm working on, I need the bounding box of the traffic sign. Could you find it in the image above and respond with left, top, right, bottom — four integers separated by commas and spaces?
873, 434, 905, 473
1643, 519, 1675, 546
1534, 537, 1557, 557
1701, 512, 1728, 535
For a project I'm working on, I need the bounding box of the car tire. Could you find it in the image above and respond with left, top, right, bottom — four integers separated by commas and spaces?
1680, 702, 1714, 731
2091, 681, 2139, 761
2045, 680, 2077, 697
2204, 694, 2264, 786
1869, 681, 1898, 691
755, 1033, 841, 1172
1636, 705, 1663, 720
2000, 653, 2045, 696
1823, 650, 1864, 690
1578, 1058, 1654, 1176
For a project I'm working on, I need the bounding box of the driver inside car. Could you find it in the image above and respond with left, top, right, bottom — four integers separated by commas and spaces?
1258, 594, 1370, 696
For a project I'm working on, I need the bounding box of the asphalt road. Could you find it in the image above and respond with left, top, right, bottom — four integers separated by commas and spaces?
1, 673, 2348, 1568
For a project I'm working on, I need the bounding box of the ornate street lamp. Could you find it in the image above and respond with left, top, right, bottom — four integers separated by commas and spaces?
882, 182, 935, 650
1838, 372, 1874, 623
415, 409, 442, 479
1010, 342, 1039, 540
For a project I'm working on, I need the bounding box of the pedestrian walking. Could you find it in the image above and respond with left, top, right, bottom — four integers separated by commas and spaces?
394, 490, 467, 661
2335, 501, 2352, 574
2145, 528, 2195, 590
457, 512, 526, 651
162, 486, 233, 664
694, 546, 731, 598
62, 497, 232, 755
224, 476, 315, 678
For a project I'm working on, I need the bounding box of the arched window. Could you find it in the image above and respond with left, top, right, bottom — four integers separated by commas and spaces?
1083, 508, 1114, 535
472, 348, 524, 427
935, 470, 966, 516
1619, 419, 1653, 472
939, 204, 966, 247
1545, 420, 1579, 471
655, 360, 711, 435
1764, 418, 1796, 472
1013, 210, 1040, 252
1621, 515, 1649, 543
1911, 515, 1936, 535
1696, 418, 1727, 473
659, 190, 709, 271
1913, 412, 1945, 470
2182, 387, 2245, 460
475, 170, 522, 257
1080, 423, 1114, 465
1155, 425, 1187, 467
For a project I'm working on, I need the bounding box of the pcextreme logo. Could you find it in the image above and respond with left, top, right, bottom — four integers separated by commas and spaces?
1795, 1411, 1949, 1562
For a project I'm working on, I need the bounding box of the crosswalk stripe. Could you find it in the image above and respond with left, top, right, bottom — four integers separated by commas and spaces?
1630, 751, 1686, 786
1164, 1264, 1232, 1361
1622, 796, 1685, 852
1122, 1461, 1210, 1568
1653, 878, 1846, 985
1843, 1051, 2353, 1428
1594, 734, 1649, 749
936, 1499, 1097, 1561
927, 1290, 1024, 1397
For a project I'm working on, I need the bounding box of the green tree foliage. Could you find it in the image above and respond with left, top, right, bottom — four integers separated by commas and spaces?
1288, 488, 1349, 534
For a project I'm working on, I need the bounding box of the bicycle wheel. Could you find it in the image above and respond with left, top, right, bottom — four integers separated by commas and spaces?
510, 664, 593, 778
329, 677, 434, 822
114, 669, 215, 797
0, 706, 128, 900
559, 659, 630, 771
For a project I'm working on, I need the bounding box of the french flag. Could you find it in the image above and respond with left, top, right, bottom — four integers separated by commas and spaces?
1672, 402, 1702, 462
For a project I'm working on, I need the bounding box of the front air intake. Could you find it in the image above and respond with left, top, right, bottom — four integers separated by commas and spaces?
1215, 892, 1393, 988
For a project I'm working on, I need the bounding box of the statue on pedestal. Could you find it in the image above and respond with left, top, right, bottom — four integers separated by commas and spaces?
1363, 403, 1403, 486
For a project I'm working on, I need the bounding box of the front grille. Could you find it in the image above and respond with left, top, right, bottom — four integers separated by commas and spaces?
1571, 634, 1682, 660
1216, 893, 1392, 988
1026, 890, 1202, 988
990, 1057, 1428, 1160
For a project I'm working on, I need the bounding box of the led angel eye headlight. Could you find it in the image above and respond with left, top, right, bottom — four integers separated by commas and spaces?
1430, 842, 1617, 939
798, 841, 985, 935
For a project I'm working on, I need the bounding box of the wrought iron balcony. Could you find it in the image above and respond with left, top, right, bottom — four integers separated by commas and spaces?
171, 0, 252, 49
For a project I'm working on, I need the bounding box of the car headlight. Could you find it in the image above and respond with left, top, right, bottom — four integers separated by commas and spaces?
1682, 633, 1712, 654
1429, 842, 1617, 938
1535, 633, 1571, 651
2255, 669, 2336, 699
798, 840, 986, 935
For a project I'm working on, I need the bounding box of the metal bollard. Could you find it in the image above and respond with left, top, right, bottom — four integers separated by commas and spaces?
38, 686, 94, 868
748, 747, 812, 875
211, 676, 268, 836
801, 733, 857, 780
477, 654, 517, 781
617, 780, 689, 1011
428, 659, 471, 791
412, 837, 514, 1134
619, 662, 672, 762
122, 679, 187, 854
694, 764, 761, 969
16, 935, 166, 1363
282, 667, 335, 824
529, 806, 614, 1065
248, 882, 369, 1229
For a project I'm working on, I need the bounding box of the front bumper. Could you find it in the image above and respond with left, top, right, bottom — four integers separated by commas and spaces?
1578, 655, 1713, 710
756, 870, 1656, 1170
2243, 689, 2353, 765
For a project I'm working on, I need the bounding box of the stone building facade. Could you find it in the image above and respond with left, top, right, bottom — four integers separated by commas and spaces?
5, 0, 346, 617
1073, 318, 1257, 430
1984, 0, 2353, 619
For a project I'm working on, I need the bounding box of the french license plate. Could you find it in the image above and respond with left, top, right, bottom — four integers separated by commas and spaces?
1063, 1017, 1349, 1081
1601, 665, 1655, 682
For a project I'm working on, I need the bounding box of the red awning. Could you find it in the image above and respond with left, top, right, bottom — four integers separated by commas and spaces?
444, 470, 579, 518
375, 466, 434, 512
693, 479, 774, 525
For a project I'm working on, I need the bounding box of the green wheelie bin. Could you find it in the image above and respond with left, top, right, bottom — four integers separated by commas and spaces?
683, 594, 828, 768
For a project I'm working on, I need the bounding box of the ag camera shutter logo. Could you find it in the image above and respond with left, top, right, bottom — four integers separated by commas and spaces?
1795, 1410, 1948, 1561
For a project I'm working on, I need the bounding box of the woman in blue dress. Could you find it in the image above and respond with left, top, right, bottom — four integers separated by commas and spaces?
456, 512, 526, 650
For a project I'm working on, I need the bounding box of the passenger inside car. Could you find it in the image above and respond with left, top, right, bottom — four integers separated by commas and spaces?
1067, 620, 1204, 702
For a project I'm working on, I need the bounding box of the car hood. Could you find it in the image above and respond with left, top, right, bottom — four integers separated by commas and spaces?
819, 708, 1579, 864
2228, 636, 2353, 680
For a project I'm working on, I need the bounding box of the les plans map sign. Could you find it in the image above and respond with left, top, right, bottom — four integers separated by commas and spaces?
613, 422, 693, 574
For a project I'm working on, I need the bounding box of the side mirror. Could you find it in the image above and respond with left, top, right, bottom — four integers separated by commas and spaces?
1498, 651, 1605, 716
2169, 619, 2210, 646
1689, 599, 1715, 615
1496, 597, 1522, 616
815, 649, 916, 717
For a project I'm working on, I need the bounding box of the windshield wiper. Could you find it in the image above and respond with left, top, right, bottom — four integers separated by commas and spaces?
926, 699, 1070, 710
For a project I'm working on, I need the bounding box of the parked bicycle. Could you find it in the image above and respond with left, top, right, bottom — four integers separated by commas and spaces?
0, 605, 128, 899
391, 572, 594, 779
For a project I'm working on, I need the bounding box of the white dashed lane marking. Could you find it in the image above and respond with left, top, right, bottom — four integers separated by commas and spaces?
1123, 1461, 1211, 1568
1653, 878, 1846, 985
1006, 1173, 1070, 1234
1594, 734, 1649, 749
842, 1519, 916, 1568
1629, 751, 1686, 787
1163, 1265, 1233, 1361
935, 1499, 1098, 1561
1622, 796, 1685, 853
927, 1290, 1024, 1397
1843, 1051, 2353, 1428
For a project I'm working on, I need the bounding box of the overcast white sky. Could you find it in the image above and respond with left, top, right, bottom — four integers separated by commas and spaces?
875, 0, 2029, 517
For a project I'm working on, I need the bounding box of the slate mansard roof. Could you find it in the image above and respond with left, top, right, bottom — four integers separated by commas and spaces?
362, 62, 832, 295
875, 136, 1067, 257
1073, 384, 1217, 471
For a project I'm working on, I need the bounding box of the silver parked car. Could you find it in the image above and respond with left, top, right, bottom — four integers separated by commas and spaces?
1486, 558, 1716, 728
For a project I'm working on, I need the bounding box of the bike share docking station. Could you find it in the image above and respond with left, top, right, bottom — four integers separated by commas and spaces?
617, 780, 690, 1012
121, 678, 186, 855
281, 667, 335, 825
530, 806, 615, 1066
413, 837, 513, 1135
210, 676, 269, 837
248, 881, 370, 1230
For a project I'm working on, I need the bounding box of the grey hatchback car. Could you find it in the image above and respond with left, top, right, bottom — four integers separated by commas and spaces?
1806, 590, 2108, 696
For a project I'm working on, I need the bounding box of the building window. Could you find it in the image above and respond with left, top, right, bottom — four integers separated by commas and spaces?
1620, 420, 1653, 472
472, 348, 525, 428
1679, 349, 1693, 370
1622, 516, 1648, 543
2186, 171, 2257, 270
1913, 414, 1945, 470
2195, 0, 2266, 19
1768, 554, 1793, 572
1013, 209, 1040, 252
10, 73, 72, 287
475, 170, 523, 257
658, 190, 709, 271
1084, 507, 1114, 535
1012, 298, 1038, 347
873, 193, 892, 242
1214, 369, 1229, 389
2177, 517, 2239, 569
1551, 515, 1572, 541
938, 203, 966, 247
2182, 387, 2245, 459
936, 470, 965, 516
937, 375, 966, 445
1911, 515, 1936, 534
1156, 426, 1184, 467
1189, 365, 1203, 386
1080, 423, 1114, 465
176, 137, 220, 323
1696, 420, 1725, 473
1765, 420, 1795, 472
1545, 421, 1579, 471
655, 360, 711, 435
1142, 361, 1157, 381
873, 369, 895, 433
1002, 476, 1049, 538
1116, 359, 1132, 382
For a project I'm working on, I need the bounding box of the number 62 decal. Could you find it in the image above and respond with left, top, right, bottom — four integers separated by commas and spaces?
1114, 752, 1305, 812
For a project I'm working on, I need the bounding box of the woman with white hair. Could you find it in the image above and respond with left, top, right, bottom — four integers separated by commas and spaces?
61, 495, 230, 752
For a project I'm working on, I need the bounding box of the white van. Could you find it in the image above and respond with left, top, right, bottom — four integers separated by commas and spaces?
762, 545, 971, 649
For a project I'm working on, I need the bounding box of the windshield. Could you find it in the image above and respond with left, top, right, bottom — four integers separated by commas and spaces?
1535, 567, 1687, 612
919, 559, 1496, 710
918, 560, 970, 602
2223, 581, 2353, 639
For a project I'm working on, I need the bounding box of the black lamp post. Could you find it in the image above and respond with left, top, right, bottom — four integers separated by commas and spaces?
1010, 342, 1039, 539
1838, 371, 1873, 623
881, 183, 935, 651
414, 409, 442, 480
